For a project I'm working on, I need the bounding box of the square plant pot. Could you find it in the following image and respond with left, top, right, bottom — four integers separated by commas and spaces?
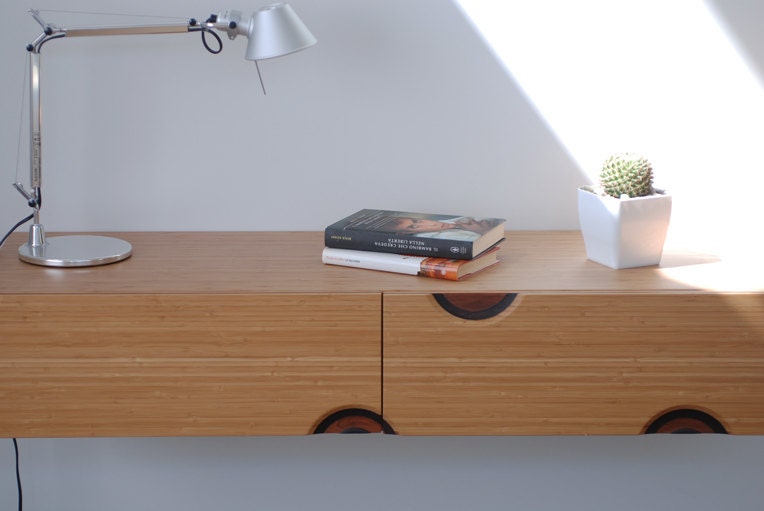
578, 186, 672, 269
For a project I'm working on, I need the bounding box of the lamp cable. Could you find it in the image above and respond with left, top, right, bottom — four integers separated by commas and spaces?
14, 57, 29, 187
200, 27, 223, 55
0, 213, 35, 250
2, 53, 34, 251
12, 439, 22, 511
34, 9, 188, 22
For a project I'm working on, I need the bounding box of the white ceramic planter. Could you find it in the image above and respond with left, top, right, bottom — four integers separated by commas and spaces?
578, 186, 672, 269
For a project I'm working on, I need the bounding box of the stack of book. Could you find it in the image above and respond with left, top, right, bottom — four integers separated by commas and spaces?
322, 209, 506, 280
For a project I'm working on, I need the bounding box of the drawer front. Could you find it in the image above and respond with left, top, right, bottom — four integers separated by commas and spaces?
0, 293, 380, 437
383, 293, 764, 435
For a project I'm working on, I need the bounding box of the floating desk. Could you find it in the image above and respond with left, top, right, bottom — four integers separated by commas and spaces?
1, 231, 763, 437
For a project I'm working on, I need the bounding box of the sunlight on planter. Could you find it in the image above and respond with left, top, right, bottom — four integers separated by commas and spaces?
578, 187, 672, 269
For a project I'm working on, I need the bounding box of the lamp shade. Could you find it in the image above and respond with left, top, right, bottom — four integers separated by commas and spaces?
245, 3, 317, 60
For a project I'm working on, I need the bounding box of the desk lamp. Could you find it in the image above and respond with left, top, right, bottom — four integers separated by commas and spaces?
13, 4, 316, 267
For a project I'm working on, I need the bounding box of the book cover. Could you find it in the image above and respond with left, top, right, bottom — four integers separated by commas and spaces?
324, 209, 506, 260
322, 246, 501, 280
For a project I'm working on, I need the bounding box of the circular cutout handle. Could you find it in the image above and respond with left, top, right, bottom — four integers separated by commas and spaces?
313, 408, 395, 434
433, 293, 518, 320
643, 408, 727, 434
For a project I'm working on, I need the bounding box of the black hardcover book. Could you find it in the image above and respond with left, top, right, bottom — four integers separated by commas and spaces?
324, 209, 506, 260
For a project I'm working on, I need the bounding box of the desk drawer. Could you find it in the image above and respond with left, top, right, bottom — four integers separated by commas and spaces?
0, 293, 380, 437
383, 293, 764, 435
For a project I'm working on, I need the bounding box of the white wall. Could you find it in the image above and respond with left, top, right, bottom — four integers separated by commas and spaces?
2, 435, 764, 510
2, 1, 764, 510
0, 0, 584, 234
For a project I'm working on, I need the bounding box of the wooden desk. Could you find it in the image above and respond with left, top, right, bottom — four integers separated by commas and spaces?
1, 231, 763, 437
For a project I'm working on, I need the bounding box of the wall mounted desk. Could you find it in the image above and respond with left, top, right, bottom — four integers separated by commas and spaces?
1, 231, 763, 437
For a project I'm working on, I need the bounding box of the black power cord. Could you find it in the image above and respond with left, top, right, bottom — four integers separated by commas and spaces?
188, 17, 223, 55
200, 26, 223, 54
0, 213, 35, 250
12, 439, 22, 511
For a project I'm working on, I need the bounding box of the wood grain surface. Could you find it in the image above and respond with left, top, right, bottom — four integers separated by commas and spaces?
2, 231, 763, 437
384, 293, 764, 435
0, 293, 380, 437
1, 231, 761, 295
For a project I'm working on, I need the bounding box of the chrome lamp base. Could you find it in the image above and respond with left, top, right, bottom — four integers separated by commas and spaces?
18, 225, 132, 267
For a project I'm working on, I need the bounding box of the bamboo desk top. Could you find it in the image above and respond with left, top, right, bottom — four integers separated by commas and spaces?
2, 231, 764, 437
1, 231, 761, 295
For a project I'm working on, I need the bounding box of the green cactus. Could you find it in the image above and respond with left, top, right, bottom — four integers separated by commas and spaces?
599, 153, 654, 198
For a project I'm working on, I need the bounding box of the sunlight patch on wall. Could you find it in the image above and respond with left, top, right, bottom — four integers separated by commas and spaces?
454, 0, 764, 254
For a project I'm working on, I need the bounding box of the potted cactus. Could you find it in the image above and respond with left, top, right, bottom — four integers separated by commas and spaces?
578, 153, 672, 269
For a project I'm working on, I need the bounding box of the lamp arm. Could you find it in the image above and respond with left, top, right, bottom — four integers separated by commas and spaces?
25, 9, 243, 52
21, 10, 234, 214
